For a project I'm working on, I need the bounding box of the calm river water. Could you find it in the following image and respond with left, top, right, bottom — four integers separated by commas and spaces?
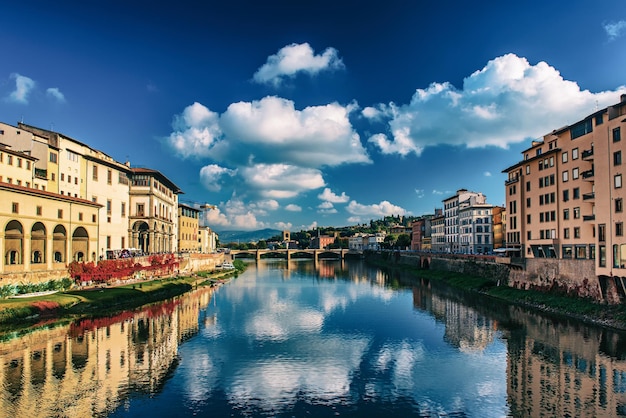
2, 259, 626, 417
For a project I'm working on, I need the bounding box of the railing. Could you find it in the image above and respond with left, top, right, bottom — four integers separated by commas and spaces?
582, 169, 594, 179
34, 168, 47, 179
582, 192, 595, 200
582, 148, 594, 160
583, 214, 596, 221
505, 176, 519, 185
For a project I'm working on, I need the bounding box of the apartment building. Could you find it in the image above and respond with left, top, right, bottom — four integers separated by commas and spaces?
198, 226, 218, 253
178, 203, 200, 252
0, 123, 50, 191
431, 210, 446, 253
411, 215, 434, 251
458, 196, 494, 255
443, 189, 487, 253
502, 94, 626, 279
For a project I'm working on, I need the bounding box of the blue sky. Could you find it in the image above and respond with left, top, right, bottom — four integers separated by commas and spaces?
2, 1, 626, 231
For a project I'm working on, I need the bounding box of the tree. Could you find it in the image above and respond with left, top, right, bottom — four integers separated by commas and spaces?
396, 234, 411, 250
257, 240, 268, 249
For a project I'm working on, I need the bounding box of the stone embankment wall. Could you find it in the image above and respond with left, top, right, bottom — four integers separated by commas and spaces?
178, 253, 225, 274
366, 251, 620, 304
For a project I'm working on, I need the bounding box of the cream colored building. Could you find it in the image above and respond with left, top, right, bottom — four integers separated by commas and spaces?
503, 94, 626, 279
443, 189, 486, 253
0, 123, 50, 191
129, 167, 181, 254
198, 226, 218, 253
0, 182, 101, 280
178, 203, 199, 252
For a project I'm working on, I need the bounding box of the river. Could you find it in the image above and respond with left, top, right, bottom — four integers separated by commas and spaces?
1, 259, 626, 417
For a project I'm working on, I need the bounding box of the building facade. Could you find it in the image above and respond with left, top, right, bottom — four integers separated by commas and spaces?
502, 94, 626, 280
443, 190, 487, 253
178, 203, 200, 252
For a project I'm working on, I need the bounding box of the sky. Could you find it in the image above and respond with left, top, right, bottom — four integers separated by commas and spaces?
2, 1, 626, 232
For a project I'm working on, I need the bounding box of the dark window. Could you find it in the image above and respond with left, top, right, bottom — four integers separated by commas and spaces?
614, 127, 621, 143
615, 151, 622, 166
570, 119, 593, 139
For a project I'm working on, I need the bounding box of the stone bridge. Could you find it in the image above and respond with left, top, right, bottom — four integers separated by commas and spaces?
229, 248, 352, 262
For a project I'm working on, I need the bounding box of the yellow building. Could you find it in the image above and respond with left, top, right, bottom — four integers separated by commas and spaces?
178, 203, 199, 252
0, 182, 101, 283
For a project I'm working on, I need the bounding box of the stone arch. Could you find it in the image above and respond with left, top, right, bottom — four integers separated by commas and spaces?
72, 227, 89, 262
421, 257, 430, 269
133, 221, 150, 254
5, 220, 24, 265
31, 222, 47, 264
53, 225, 67, 263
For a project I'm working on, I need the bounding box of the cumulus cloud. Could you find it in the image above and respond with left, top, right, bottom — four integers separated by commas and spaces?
285, 204, 302, 212
253, 42, 344, 87
346, 200, 409, 217
7, 73, 35, 104
203, 198, 270, 231
167, 97, 370, 199
199, 164, 237, 192
241, 163, 325, 199
366, 54, 626, 156
46, 87, 66, 103
318, 188, 350, 203
167, 102, 222, 159
604, 20, 626, 40
317, 201, 337, 214
484, 171, 492, 177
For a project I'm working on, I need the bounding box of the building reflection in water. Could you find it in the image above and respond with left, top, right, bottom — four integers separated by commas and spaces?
0, 287, 213, 418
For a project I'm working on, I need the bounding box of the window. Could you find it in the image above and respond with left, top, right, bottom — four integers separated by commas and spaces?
75, 177, 78, 185
596, 114, 604, 125
599, 245, 606, 267
614, 127, 621, 143
60, 173, 64, 181
564, 208, 570, 220
572, 148, 579, 159
58, 209, 63, 219
7, 155, 12, 165
11, 202, 18, 214
36, 206, 42, 216
527, 231, 532, 240
137, 203, 145, 216
618, 222, 624, 237
563, 189, 569, 202
526, 181, 531, 192
68, 175, 71, 183
573, 207, 580, 219
615, 151, 622, 166
93, 165, 98, 180
78, 212, 83, 221
49, 152, 58, 163
563, 245, 572, 259
51, 173, 55, 181
570, 119, 592, 139
573, 187, 580, 199
26, 161, 30, 170
599, 224, 606, 242
574, 227, 580, 238
106, 236, 111, 249
562, 151, 568, 163
121, 202, 126, 217
107, 199, 112, 215
92, 214, 97, 223
573, 167, 579, 179
616, 174, 623, 189
562, 170, 569, 182
527, 214, 531, 224
526, 165, 530, 174
526, 197, 531, 208
17, 158, 22, 168
66, 150, 79, 162
107, 169, 112, 185
564, 228, 570, 239
617, 198, 623, 213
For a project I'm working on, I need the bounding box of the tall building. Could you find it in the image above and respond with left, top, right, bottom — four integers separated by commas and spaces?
458, 196, 494, 255
431, 209, 446, 253
502, 94, 626, 279
443, 189, 487, 253
178, 203, 200, 252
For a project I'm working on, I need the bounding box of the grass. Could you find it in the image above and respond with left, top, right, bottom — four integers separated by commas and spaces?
375, 261, 626, 330
0, 264, 245, 327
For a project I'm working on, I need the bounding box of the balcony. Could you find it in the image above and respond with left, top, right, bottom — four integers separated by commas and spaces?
34, 168, 47, 180
583, 214, 596, 221
582, 192, 595, 201
582, 148, 594, 160
582, 169, 594, 180
505, 176, 520, 185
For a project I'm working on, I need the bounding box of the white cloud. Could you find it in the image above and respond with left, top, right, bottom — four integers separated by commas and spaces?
317, 201, 337, 214
415, 189, 425, 198
432, 189, 450, 195
168, 96, 371, 200
346, 200, 409, 217
46, 87, 66, 103
167, 102, 222, 159
274, 221, 293, 230
241, 163, 325, 199
7, 73, 35, 104
203, 198, 270, 231
285, 204, 302, 212
484, 171, 492, 177
367, 54, 626, 156
317, 201, 334, 209
253, 42, 344, 87
199, 164, 236, 192
318, 187, 350, 203
347, 216, 362, 224
604, 20, 626, 40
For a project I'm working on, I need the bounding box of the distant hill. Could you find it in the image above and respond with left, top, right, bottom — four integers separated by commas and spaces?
216, 228, 282, 244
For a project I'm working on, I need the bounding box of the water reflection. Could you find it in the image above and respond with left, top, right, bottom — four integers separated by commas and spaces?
0, 261, 626, 417
0, 287, 214, 417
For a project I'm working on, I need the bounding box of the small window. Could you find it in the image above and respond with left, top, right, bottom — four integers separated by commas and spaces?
573, 207, 580, 219
78, 212, 83, 221
616, 174, 623, 189
563, 208, 570, 220
574, 227, 580, 239
616, 198, 623, 213
49, 152, 57, 163
615, 151, 622, 166
562, 171, 569, 182
562, 152, 568, 163
36, 206, 42, 216
614, 127, 621, 143
11, 202, 18, 214
58, 209, 63, 219
617, 222, 624, 237
572, 167, 579, 179
572, 148, 579, 160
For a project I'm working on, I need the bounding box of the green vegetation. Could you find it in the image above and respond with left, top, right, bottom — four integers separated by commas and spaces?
0, 263, 247, 326
369, 258, 626, 330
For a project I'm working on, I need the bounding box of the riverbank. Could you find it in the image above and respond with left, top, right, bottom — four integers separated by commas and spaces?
0, 263, 244, 328
366, 257, 626, 331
